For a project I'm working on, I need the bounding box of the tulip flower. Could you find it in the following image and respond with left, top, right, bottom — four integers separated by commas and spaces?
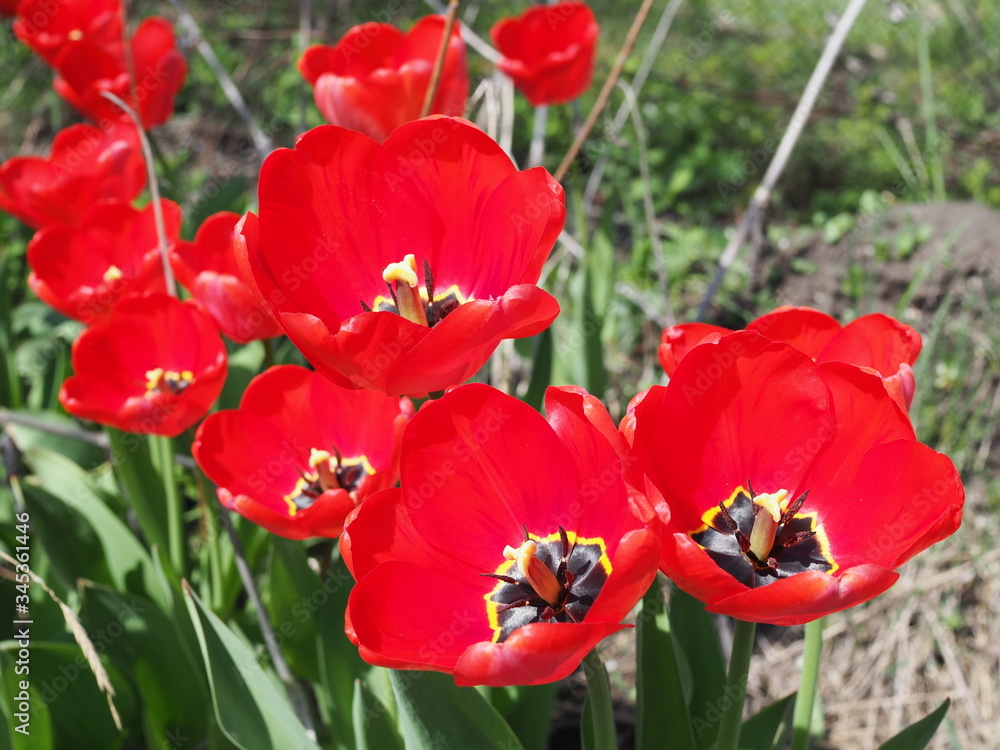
491, 2, 598, 106
13, 0, 123, 64
628, 331, 963, 626
51, 17, 187, 129
28, 199, 181, 324
237, 117, 564, 396
170, 211, 283, 344
659, 306, 922, 410
60, 292, 227, 437
341, 384, 660, 686
0, 121, 145, 229
193, 365, 413, 540
299, 15, 468, 142
1, 0, 21, 17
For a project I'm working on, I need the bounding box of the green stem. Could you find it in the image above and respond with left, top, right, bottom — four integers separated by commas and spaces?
582, 649, 617, 750
151, 434, 184, 573
106, 429, 169, 554
715, 618, 757, 750
263, 337, 276, 369
791, 617, 825, 750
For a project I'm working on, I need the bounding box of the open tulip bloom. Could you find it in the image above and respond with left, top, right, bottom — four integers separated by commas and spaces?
60, 292, 227, 437
28, 199, 181, 324
491, 1, 599, 106
237, 117, 564, 396
193, 365, 413, 540
659, 305, 923, 410
341, 384, 660, 686
628, 331, 963, 626
299, 15, 468, 142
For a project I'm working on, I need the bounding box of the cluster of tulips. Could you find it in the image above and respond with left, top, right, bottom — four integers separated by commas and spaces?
1, 0, 964, 746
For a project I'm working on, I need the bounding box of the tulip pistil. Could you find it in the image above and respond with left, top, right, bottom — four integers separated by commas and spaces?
144, 367, 194, 396
283, 450, 373, 515
691, 484, 837, 588
482, 526, 611, 643
368, 255, 466, 327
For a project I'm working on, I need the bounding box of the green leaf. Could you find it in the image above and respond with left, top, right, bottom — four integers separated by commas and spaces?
353, 679, 403, 750
19, 449, 157, 598
521, 329, 553, 413
183, 582, 319, 750
488, 684, 556, 750
105, 429, 170, 562
637, 580, 696, 750
265, 538, 320, 682
877, 699, 950, 750
390, 670, 524, 750
77, 583, 211, 747
668, 584, 726, 750
738, 693, 795, 750
1, 654, 54, 750
0, 641, 138, 749
1, 411, 105, 469
218, 341, 265, 411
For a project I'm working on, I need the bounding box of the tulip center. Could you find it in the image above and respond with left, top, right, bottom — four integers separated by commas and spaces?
144, 368, 194, 397
690, 485, 838, 588
365, 254, 467, 327
283, 449, 374, 516
482, 525, 611, 643
103, 265, 124, 283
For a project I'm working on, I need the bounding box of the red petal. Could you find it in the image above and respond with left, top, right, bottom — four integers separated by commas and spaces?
816, 313, 922, 375
657, 323, 730, 376
705, 565, 900, 626
746, 306, 841, 358
454, 621, 624, 687
348, 560, 494, 671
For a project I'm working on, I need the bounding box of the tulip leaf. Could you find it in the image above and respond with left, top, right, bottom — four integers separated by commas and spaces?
667, 584, 726, 750
0, 641, 138, 749
580, 261, 608, 400
1, 410, 106, 469
265, 537, 320, 682
353, 678, 404, 750
218, 341, 265, 411
105, 428, 171, 560
738, 692, 795, 750
1, 654, 54, 750
183, 582, 320, 750
636, 579, 696, 750
77, 583, 211, 746
877, 699, 950, 750
522, 328, 554, 413
389, 670, 525, 750
488, 684, 556, 750
19, 448, 158, 598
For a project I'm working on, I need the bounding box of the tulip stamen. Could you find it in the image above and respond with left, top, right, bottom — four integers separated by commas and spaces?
283, 451, 375, 515
691, 485, 838, 588
144, 367, 194, 396
370, 255, 467, 326
483, 527, 611, 643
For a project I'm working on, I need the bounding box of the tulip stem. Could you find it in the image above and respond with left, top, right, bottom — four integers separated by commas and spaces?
553, 0, 656, 182
791, 617, 825, 750
152, 434, 185, 573
420, 0, 461, 118
582, 649, 617, 750
715, 618, 756, 750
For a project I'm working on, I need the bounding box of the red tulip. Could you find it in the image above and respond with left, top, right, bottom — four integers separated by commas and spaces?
491, 2, 598, 106
236, 118, 564, 397
341, 384, 660, 686
628, 331, 963, 626
0, 121, 145, 229
13, 0, 123, 64
193, 365, 413, 540
299, 15, 468, 142
28, 199, 181, 324
659, 306, 922, 410
60, 292, 227, 437
51, 16, 187, 129
170, 212, 282, 344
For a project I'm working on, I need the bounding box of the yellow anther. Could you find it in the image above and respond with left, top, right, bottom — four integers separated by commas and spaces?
68, 29, 83, 41
103, 265, 124, 282
144, 367, 165, 391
